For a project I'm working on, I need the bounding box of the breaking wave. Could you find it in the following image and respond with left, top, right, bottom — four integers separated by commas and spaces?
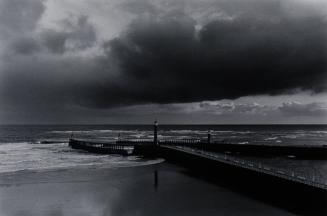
0, 142, 164, 175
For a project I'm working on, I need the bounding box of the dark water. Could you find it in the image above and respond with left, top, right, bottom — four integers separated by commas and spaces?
1, 124, 327, 145
0, 124, 326, 184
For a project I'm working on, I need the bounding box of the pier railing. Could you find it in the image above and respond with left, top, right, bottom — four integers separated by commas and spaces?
159, 139, 202, 145
117, 139, 154, 145
166, 145, 327, 190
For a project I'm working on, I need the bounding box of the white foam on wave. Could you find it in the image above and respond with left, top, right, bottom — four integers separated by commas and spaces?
168, 130, 195, 133
238, 141, 249, 144
212, 131, 236, 133
235, 131, 253, 134
48, 130, 90, 134
0, 142, 164, 175
311, 131, 327, 134
47, 129, 142, 134
264, 137, 279, 141
282, 135, 299, 139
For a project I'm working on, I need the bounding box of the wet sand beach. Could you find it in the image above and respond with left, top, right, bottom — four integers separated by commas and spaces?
0, 162, 296, 216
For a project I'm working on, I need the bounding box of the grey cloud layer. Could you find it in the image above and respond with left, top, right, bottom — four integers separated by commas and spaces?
279, 102, 327, 117
10, 15, 97, 55
100, 101, 327, 124
197, 101, 327, 117
0, 0, 45, 38
0, 0, 326, 123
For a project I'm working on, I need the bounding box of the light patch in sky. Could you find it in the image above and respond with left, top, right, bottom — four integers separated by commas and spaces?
40, 0, 134, 41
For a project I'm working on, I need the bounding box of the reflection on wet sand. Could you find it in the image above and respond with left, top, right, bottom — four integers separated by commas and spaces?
154, 170, 158, 190
0, 164, 296, 216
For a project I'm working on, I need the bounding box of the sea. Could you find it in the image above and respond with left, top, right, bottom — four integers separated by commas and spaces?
0, 124, 326, 184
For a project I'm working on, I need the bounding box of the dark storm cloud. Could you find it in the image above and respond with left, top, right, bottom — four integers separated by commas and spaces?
1, 0, 327, 121
80, 11, 327, 108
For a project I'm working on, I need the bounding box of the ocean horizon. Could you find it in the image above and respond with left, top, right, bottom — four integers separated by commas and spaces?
0, 124, 326, 176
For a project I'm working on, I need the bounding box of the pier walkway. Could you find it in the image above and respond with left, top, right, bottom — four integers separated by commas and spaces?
161, 145, 327, 190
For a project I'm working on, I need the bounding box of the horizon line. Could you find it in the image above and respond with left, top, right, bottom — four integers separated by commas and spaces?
1, 123, 327, 126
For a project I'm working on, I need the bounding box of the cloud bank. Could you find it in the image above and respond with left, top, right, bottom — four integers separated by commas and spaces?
0, 0, 326, 123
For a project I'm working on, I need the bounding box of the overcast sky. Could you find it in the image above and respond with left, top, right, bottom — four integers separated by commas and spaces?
0, 0, 326, 124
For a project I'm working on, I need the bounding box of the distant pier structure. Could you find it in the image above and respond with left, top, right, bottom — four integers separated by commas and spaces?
69, 120, 327, 159
69, 121, 327, 191
68, 122, 327, 215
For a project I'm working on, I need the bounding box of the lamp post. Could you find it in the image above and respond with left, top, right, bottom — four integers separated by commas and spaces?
154, 120, 158, 146
207, 130, 211, 144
